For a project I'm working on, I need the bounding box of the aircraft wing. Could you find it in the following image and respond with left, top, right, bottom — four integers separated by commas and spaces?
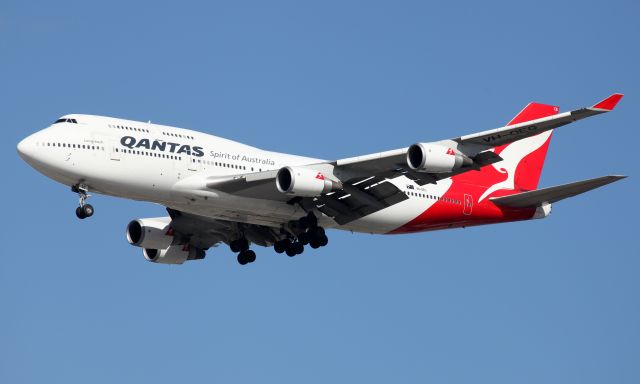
177, 171, 410, 225
333, 93, 623, 175
165, 208, 284, 248
489, 175, 626, 208
455, 93, 623, 147
205, 170, 283, 200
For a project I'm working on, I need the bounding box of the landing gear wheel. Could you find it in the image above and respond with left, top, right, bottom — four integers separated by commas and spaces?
245, 250, 256, 263
82, 204, 94, 218
237, 253, 249, 265
237, 250, 256, 265
274, 240, 288, 254
293, 242, 304, 255
285, 245, 297, 257
73, 184, 93, 220
298, 232, 310, 245
238, 238, 249, 252
230, 238, 249, 253
307, 226, 327, 248
309, 226, 325, 239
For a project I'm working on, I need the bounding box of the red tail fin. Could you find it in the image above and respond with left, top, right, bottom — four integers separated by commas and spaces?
454, 102, 559, 197
506, 102, 558, 191
506, 102, 559, 126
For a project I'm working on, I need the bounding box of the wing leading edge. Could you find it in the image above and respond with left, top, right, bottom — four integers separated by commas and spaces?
456, 93, 623, 147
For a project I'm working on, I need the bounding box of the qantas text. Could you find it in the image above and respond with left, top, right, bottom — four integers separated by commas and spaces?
120, 136, 204, 157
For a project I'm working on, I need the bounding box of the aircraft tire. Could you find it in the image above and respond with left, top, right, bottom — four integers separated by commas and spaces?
245, 250, 256, 263
274, 240, 287, 254
82, 204, 94, 218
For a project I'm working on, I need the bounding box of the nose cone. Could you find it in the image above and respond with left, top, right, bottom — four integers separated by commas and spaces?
17, 134, 36, 162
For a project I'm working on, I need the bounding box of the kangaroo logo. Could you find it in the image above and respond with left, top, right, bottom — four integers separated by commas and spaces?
478, 131, 552, 202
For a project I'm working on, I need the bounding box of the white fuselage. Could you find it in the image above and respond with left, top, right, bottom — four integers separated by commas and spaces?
17, 114, 441, 234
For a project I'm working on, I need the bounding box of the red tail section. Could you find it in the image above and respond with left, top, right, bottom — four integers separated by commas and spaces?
454, 102, 559, 196
505, 102, 559, 126
505, 102, 558, 191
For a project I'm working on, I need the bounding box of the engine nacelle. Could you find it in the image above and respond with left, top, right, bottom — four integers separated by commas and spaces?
406, 143, 472, 173
126, 217, 175, 250
276, 166, 342, 197
143, 245, 206, 265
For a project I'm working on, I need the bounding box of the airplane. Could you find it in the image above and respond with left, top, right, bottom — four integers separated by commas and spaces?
16, 94, 626, 266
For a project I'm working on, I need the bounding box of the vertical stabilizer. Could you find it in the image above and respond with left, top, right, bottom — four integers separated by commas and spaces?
455, 102, 559, 200
506, 102, 558, 192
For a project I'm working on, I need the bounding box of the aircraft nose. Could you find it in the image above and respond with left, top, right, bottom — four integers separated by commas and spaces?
17, 134, 36, 162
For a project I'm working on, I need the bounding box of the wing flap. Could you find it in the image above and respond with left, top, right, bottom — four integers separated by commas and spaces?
303, 176, 409, 225
490, 175, 626, 208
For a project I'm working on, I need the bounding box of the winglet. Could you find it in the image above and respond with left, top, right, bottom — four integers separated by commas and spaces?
592, 93, 624, 111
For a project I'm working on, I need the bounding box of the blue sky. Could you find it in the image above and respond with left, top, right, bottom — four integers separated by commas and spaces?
1, 1, 638, 383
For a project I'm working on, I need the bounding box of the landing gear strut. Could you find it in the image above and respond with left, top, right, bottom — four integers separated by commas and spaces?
72, 184, 94, 219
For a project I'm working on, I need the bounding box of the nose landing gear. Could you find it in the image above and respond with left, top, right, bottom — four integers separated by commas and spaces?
72, 184, 94, 219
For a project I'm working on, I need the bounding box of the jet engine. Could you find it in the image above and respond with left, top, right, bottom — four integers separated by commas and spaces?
126, 217, 176, 250
276, 166, 342, 197
406, 143, 472, 173
143, 245, 206, 265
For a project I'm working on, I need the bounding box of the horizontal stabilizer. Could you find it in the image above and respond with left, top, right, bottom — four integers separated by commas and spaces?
490, 175, 626, 208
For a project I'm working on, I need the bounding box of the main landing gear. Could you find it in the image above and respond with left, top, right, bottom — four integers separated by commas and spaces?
273, 213, 329, 258
72, 184, 94, 219
231, 213, 330, 266
230, 238, 256, 265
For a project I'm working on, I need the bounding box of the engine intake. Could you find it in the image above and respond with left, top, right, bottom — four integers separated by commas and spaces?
407, 143, 472, 173
276, 166, 342, 197
143, 245, 205, 265
126, 217, 175, 250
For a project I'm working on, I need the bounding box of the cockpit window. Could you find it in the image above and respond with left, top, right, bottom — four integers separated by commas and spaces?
53, 118, 78, 124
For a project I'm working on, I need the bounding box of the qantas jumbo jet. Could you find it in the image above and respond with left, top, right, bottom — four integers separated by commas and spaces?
17, 94, 626, 265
